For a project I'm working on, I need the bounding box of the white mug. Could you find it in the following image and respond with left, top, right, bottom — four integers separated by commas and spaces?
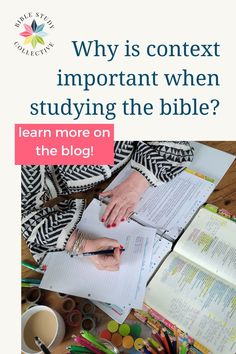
22, 305, 65, 354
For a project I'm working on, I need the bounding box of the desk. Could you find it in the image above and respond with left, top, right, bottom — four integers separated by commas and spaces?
21, 141, 236, 353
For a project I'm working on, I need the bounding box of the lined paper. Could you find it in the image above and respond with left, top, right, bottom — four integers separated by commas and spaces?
40, 199, 155, 307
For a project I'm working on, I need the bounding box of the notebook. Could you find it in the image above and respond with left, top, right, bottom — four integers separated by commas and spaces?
40, 199, 156, 308
145, 207, 236, 354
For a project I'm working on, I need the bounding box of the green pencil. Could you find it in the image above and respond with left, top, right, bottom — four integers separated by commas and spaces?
67, 345, 94, 353
21, 282, 40, 288
80, 331, 114, 354
21, 261, 44, 274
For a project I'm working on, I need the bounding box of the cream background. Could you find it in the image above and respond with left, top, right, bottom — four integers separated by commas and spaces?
1, 0, 235, 351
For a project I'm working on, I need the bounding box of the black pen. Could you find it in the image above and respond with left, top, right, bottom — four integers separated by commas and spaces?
82, 248, 125, 256
34, 336, 51, 354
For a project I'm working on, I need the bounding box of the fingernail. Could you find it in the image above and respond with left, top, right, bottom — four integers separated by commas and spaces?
101, 218, 105, 222
120, 244, 124, 249
121, 218, 125, 221
107, 224, 111, 228
112, 223, 116, 227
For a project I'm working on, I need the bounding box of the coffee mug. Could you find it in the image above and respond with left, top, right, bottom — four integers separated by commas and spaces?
22, 305, 65, 354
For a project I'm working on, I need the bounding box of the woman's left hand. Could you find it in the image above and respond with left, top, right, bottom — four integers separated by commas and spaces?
100, 171, 149, 227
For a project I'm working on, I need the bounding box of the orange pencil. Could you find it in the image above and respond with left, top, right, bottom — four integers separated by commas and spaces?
160, 330, 171, 354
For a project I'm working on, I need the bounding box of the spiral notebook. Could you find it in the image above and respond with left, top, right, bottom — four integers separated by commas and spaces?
40, 199, 156, 308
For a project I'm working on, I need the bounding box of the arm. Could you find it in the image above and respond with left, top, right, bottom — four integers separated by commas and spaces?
100, 141, 194, 227
21, 165, 84, 262
22, 165, 121, 271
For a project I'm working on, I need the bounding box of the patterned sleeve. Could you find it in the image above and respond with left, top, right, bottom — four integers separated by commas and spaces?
21, 165, 84, 263
131, 141, 194, 186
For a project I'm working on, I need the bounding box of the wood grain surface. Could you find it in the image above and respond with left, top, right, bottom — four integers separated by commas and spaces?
21, 141, 236, 354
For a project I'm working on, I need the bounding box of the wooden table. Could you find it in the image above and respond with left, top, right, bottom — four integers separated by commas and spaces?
21, 141, 236, 353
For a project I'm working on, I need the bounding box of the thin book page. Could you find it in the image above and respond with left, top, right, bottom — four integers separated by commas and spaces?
174, 207, 236, 285
148, 235, 172, 277
134, 170, 215, 240
145, 252, 236, 354
104, 161, 215, 240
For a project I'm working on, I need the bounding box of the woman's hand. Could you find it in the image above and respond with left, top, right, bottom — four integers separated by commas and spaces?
83, 238, 121, 271
66, 231, 122, 271
100, 171, 149, 227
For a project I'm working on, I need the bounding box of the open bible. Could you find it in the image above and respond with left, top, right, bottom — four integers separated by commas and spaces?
145, 207, 236, 354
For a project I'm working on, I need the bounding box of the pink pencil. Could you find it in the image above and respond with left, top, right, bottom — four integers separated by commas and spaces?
74, 337, 104, 354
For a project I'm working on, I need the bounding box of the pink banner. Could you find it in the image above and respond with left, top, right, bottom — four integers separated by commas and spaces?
15, 124, 114, 165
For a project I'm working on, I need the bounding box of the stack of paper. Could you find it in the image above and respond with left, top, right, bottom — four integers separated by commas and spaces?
40, 199, 156, 309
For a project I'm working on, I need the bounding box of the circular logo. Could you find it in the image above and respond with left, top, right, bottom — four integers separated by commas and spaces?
14, 12, 55, 56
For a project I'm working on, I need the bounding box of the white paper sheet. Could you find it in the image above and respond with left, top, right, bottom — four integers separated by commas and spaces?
189, 142, 235, 186
91, 235, 172, 324
92, 301, 131, 324
149, 235, 173, 277
134, 170, 215, 240
40, 199, 156, 308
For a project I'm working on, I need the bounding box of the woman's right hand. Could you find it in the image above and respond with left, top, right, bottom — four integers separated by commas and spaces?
66, 231, 122, 271
83, 238, 121, 271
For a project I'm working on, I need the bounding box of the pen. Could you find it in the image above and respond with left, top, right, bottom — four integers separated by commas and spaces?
34, 336, 51, 354
82, 248, 125, 256
21, 261, 44, 274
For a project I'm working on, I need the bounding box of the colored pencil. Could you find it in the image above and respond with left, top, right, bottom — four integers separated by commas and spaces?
73, 337, 104, 354
22, 278, 41, 284
160, 330, 171, 354
21, 261, 44, 273
21, 282, 40, 288
162, 328, 174, 354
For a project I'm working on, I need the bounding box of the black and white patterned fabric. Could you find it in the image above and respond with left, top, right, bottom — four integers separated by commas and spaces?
21, 141, 194, 262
